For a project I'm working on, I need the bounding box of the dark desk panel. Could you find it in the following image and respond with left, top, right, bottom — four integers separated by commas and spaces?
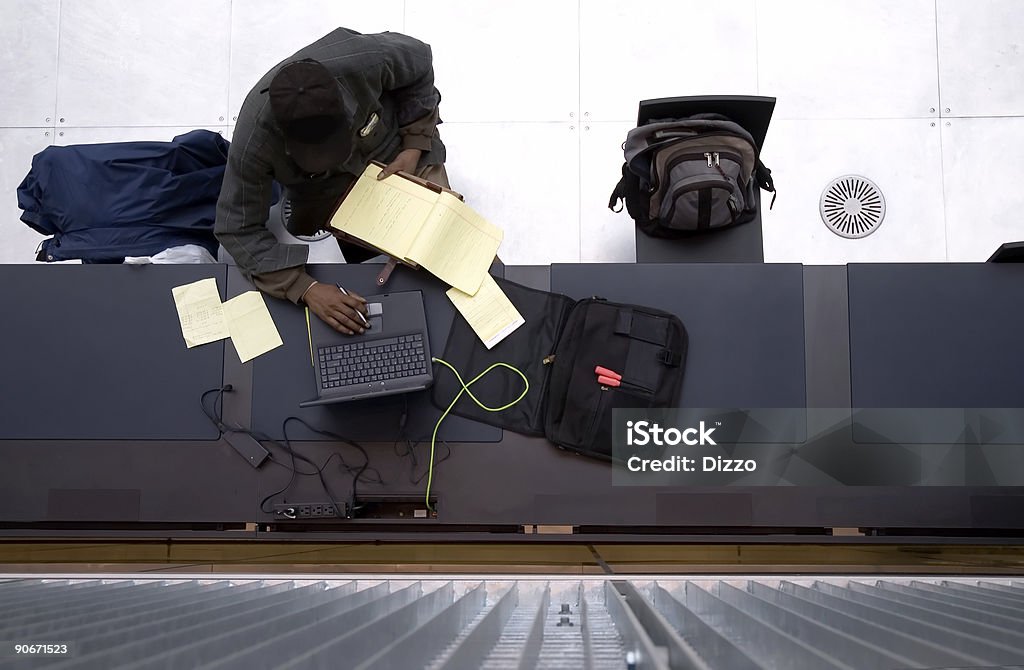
4, 263, 1024, 537
551, 263, 806, 443
849, 264, 1024, 444
0, 442, 259, 523
0, 265, 225, 440
240, 264, 501, 443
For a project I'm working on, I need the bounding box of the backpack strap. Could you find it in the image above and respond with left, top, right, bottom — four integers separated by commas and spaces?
686, 112, 734, 124
608, 174, 626, 213
755, 158, 777, 210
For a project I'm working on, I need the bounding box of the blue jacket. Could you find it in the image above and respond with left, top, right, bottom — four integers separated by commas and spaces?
17, 130, 230, 263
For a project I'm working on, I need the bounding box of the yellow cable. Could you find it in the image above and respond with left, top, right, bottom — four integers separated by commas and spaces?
426, 357, 529, 511
305, 307, 314, 368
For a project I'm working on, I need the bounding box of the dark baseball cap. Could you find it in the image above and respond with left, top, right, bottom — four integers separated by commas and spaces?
269, 59, 351, 172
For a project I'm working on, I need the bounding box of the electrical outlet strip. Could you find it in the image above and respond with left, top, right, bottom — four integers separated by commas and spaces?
271, 502, 346, 520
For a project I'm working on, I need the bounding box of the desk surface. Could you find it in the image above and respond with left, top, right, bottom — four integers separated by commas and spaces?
239, 264, 501, 444
2, 262, 1024, 537
849, 263, 1024, 445
551, 263, 806, 411
849, 263, 1024, 408
0, 265, 225, 441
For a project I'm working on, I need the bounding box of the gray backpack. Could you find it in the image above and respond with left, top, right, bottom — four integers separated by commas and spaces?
609, 113, 775, 238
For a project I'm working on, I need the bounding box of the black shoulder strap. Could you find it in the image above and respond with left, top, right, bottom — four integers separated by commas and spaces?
755, 159, 777, 210
609, 173, 626, 213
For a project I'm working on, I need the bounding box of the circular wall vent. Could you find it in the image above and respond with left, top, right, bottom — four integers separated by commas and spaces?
819, 175, 885, 239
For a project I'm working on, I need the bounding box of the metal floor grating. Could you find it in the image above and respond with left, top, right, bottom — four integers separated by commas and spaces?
1, 576, 1023, 669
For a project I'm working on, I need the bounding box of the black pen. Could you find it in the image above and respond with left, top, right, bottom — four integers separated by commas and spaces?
337, 285, 370, 328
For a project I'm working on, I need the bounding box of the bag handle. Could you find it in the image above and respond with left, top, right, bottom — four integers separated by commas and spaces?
608, 171, 626, 213
755, 159, 777, 210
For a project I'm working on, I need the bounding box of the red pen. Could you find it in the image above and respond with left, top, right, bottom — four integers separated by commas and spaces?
594, 366, 622, 381
597, 375, 621, 387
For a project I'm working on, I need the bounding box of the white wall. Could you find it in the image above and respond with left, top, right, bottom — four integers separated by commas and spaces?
1, 0, 1022, 265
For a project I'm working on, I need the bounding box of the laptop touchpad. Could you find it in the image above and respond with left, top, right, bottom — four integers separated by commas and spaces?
367, 302, 383, 330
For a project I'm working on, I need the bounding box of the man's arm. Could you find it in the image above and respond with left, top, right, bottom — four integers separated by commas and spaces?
214, 129, 314, 302
214, 123, 370, 333
375, 32, 442, 154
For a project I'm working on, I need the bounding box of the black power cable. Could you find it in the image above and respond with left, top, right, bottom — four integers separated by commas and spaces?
199, 386, 381, 519
391, 394, 453, 485
282, 417, 381, 516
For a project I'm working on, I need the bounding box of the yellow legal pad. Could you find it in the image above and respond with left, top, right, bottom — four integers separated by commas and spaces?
329, 163, 502, 296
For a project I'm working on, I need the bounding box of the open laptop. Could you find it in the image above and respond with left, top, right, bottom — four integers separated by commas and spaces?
300, 290, 434, 407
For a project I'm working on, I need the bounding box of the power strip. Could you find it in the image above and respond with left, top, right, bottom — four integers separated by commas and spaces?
271, 502, 347, 520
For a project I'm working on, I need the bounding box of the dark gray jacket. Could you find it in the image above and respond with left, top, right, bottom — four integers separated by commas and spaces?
215, 27, 444, 303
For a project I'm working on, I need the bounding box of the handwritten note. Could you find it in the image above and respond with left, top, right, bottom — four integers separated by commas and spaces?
171, 278, 229, 347
411, 194, 503, 296
330, 163, 502, 296
223, 291, 283, 363
329, 162, 435, 259
447, 274, 525, 349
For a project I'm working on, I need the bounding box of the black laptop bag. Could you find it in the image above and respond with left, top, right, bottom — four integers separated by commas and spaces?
433, 278, 687, 461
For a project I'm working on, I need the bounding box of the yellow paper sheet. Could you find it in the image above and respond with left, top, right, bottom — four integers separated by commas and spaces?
409, 192, 503, 295
447, 274, 525, 349
329, 163, 437, 259
329, 163, 502, 295
223, 291, 283, 363
171, 277, 229, 348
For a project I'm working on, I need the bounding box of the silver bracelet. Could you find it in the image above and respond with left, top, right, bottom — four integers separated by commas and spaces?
299, 280, 318, 303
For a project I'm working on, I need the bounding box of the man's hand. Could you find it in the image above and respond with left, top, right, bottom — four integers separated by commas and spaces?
303, 283, 369, 335
378, 148, 422, 180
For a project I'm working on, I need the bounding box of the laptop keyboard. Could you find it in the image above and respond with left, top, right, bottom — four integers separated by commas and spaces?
318, 334, 428, 390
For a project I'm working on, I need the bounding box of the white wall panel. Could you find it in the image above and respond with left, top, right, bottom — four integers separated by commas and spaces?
0, 0, 59, 127
406, 0, 579, 122
581, 0, 759, 122
56, 0, 231, 127
758, 0, 940, 120
942, 118, 1024, 261
5, 0, 1021, 267
52, 126, 227, 146
0, 129, 55, 263
580, 122, 635, 262
937, 0, 1024, 118
443, 122, 580, 264
228, 0, 405, 123
761, 119, 946, 263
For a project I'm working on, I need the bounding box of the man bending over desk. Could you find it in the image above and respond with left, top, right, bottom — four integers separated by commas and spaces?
215, 27, 449, 335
